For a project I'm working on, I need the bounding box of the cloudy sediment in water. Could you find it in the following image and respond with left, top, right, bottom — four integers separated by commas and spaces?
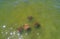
0, 0, 60, 39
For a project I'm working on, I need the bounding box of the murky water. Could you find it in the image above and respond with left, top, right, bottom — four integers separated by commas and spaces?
0, 0, 60, 39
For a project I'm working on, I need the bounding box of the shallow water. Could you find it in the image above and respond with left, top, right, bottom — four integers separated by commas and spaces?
0, 0, 60, 39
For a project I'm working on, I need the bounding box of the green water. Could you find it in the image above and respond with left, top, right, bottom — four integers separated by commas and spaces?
0, 0, 60, 39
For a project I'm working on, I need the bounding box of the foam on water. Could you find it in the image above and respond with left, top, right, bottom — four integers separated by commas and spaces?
19, 37, 22, 39
7, 37, 10, 39
17, 33, 20, 36
3, 25, 6, 28
10, 32, 13, 35
13, 31, 16, 35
